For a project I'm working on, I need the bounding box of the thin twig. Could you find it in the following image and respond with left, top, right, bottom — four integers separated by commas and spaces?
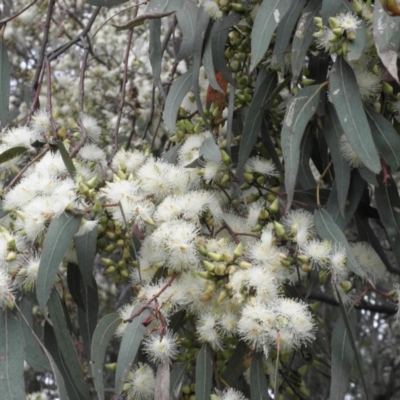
0, 0, 37, 24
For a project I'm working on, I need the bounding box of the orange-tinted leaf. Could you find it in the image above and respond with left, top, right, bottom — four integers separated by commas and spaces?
380, 0, 400, 16
206, 72, 228, 123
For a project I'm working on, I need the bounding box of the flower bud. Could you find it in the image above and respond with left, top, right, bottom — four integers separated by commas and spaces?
233, 242, 243, 259
340, 280, 352, 292
217, 289, 229, 304
332, 27, 344, 37
269, 197, 279, 214
346, 31, 356, 41
329, 17, 340, 28
215, 264, 227, 276
273, 221, 286, 237
298, 365, 308, 376
202, 260, 215, 272
208, 252, 222, 262
239, 261, 251, 270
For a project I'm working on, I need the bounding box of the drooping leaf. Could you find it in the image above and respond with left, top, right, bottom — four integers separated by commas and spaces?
330, 57, 380, 173
86, 0, 129, 6
373, 1, 400, 82
37, 212, 81, 315
67, 263, 84, 309
222, 340, 248, 388
195, 343, 213, 400
114, 10, 174, 30
164, 71, 192, 132
358, 167, 379, 187
347, 20, 367, 61
250, 352, 270, 400
0, 37, 10, 127
203, 35, 222, 92
250, 0, 291, 71
75, 227, 98, 284
149, 19, 162, 85
291, 0, 321, 82
91, 313, 121, 400
57, 141, 76, 178
0, 146, 28, 164
366, 107, 400, 171
170, 362, 188, 400
0, 310, 25, 400
308, 53, 329, 116
238, 69, 277, 175
47, 290, 90, 399
260, 117, 283, 174
115, 305, 150, 394
0, 200, 7, 218
145, 0, 183, 13
176, 0, 199, 61
321, 0, 342, 23
162, 142, 182, 165
274, 0, 306, 72
323, 103, 351, 216
298, 126, 316, 190
155, 362, 170, 400
199, 136, 222, 164
314, 208, 365, 278
281, 84, 324, 210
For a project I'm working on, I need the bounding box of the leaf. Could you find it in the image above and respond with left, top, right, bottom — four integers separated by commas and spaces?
250, 352, 270, 400
37, 212, 81, 315
162, 142, 182, 165
57, 141, 76, 178
199, 136, 221, 164
221, 340, 248, 388
203, 35, 223, 92
366, 107, 400, 171
149, 19, 162, 85
86, 0, 129, 6
145, 0, 183, 13
314, 208, 366, 278
0, 200, 7, 219
115, 305, 150, 394
155, 362, 170, 400
164, 71, 192, 132
373, 1, 400, 82
75, 227, 98, 284
91, 313, 122, 400
281, 84, 324, 210
0, 37, 10, 127
238, 69, 277, 175
195, 343, 213, 400
329, 312, 355, 400
47, 290, 90, 399
347, 20, 367, 62
170, 362, 188, 400
0, 146, 28, 164
274, 0, 306, 72
67, 263, 84, 309
375, 173, 400, 269
176, 0, 198, 61
291, 0, 321, 82
330, 57, 380, 173
113, 10, 174, 30
298, 126, 316, 190
323, 104, 351, 216
260, 117, 283, 174
0, 310, 25, 400
321, 0, 342, 23
308, 53, 330, 116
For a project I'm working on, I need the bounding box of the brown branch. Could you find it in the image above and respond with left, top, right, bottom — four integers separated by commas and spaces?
0, 0, 37, 24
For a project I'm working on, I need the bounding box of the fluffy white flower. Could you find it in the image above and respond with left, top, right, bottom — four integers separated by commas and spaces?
328, 244, 348, 282
126, 363, 155, 400
31, 109, 51, 135
80, 114, 101, 141
197, 312, 223, 350
217, 388, 248, 400
2, 127, 35, 148
282, 209, 315, 245
202, 160, 221, 183
111, 148, 147, 174
340, 135, 364, 168
78, 143, 106, 162
351, 242, 386, 282
202, 0, 223, 20
75, 219, 98, 236
21, 253, 41, 290
143, 330, 179, 364
337, 12, 362, 32
352, 64, 382, 102
0, 269, 14, 309
315, 27, 342, 54
245, 156, 278, 176
301, 239, 331, 265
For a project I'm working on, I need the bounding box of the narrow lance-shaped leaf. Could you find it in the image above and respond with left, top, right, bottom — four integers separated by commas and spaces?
0, 311, 25, 400
330, 57, 380, 173
281, 84, 324, 210
164, 71, 192, 132
0, 37, 10, 127
149, 19, 162, 85
250, 352, 270, 400
36, 212, 81, 315
176, 1, 198, 61
321, 0, 342, 23
250, 0, 291, 71
75, 227, 98, 284
199, 136, 222, 164
113, 10, 174, 30
0, 146, 28, 164
203, 35, 223, 92
91, 313, 122, 400
155, 362, 170, 400
298, 126, 316, 190
86, 0, 129, 6
195, 343, 213, 400
314, 208, 366, 278
170, 362, 188, 400
57, 141, 76, 178
347, 20, 367, 61
145, 0, 183, 13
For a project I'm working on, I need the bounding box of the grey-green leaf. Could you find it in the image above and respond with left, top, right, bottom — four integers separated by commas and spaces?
366, 107, 400, 170
250, 0, 292, 71
149, 19, 162, 85
115, 305, 150, 394
170, 362, 188, 400
36, 212, 81, 315
314, 208, 365, 278
176, 0, 198, 61
0, 146, 28, 164
145, 0, 183, 13
113, 10, 174, 31
330, 57, 380, 173
86, 0, 128, 6
238, 69, 277, 174
347, 20, 367, 61
57, 141, 76, 178
195, 343, 213, 400
250, 352, 270, 400
0, 311, 25, 400
0, 37, 10, 128
164, 71, 192, 132
199, 136, 221, 164
281, 84, 324, 210
75, 227, 98, 284
91, 313, 121, 400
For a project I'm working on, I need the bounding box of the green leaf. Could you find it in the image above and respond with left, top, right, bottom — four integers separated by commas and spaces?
0, 37, 10, 127
113, 10, 174, 30
115, 305, 150, 394
162, 142, 182, 165
375, 173, 400, 269
0, 310, 25, 400
321, 0, 342, 23
199, 136, 221, 164
329, 313, 355, 400
145, 0, 183, 13
170, 362, 188, 400
91, 313, 121, 400
203, 35, 222, 92
221, 340, 248, 388
323, 104, 351, 216
314, 208, 366, 278
149, 19, 162, 85
330, 57, 380, 173
86, 0, 129, 6
36, 212, 81, 315
57, 141, 76, 178
0, 200, 7, 218
250, 0, 291, 71
75, 227, 98, 284
176, 1, 198, 61
366, 107, 400, 170
164, 71, 192, 132
0, 146, 28, 164
195, 343, 213, 400
250, 352, 270, 400
238, 69, 277, 175
291, 0, 321, 82
373, 1, 400, 82
47, 290, 90, 399
67, 263, 84, 309
347, 20, 367, 62
298, 126, 316, 190
281, 84, 324, 210
274, 0, 306, 72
